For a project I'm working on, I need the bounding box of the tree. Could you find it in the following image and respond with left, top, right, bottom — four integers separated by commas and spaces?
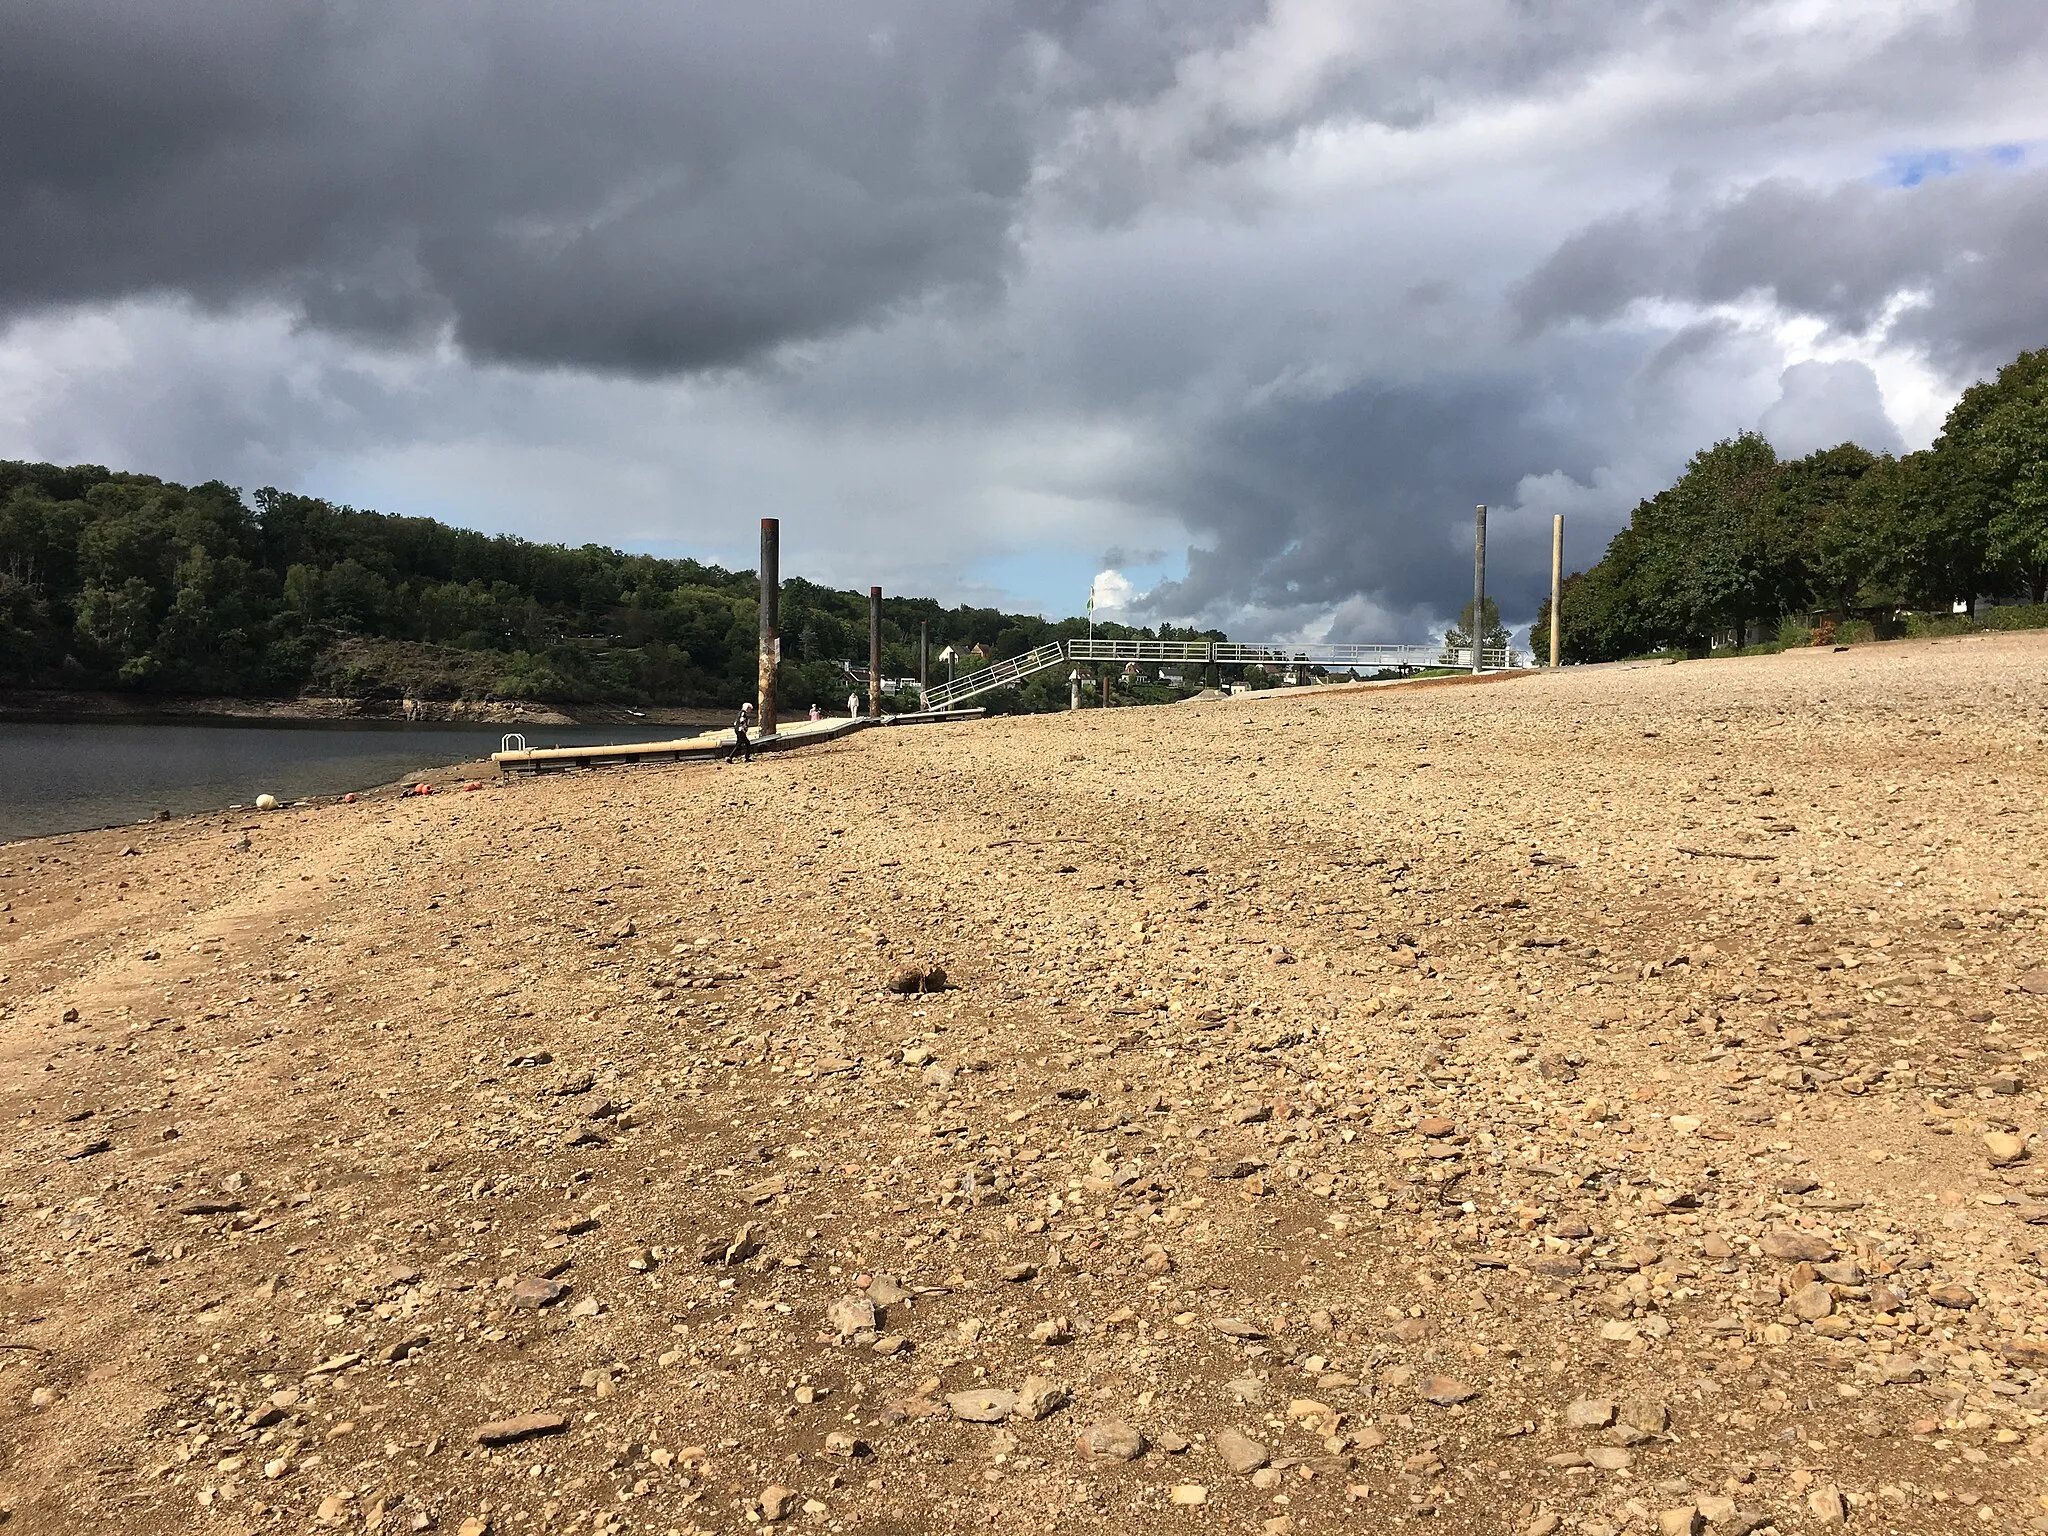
1780, 442, 1881, 615
1954, 347, 2048, 603
1442, 596, 1509, 659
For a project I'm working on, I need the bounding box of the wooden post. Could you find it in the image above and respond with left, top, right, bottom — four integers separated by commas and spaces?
1549, 513, 1563, 668
757, 518, 779, 736
1100, 673, 1111, 709
919, 621, 929, 692
868, 586, 883, 717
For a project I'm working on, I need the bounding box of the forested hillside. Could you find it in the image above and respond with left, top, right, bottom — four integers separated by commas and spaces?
1544, 345, 2048, 660
0, 467, 1195, 710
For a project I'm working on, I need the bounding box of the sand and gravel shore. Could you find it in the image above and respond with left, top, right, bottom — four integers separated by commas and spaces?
4, 631, 2047, 1536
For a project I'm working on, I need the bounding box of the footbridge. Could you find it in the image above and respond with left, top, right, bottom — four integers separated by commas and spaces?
920, 637, 1525, 712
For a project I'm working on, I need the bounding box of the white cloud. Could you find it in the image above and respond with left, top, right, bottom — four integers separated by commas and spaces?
1089, 568, 1138, 615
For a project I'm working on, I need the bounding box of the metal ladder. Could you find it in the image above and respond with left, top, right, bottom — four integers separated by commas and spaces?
920, 642, 1070, 712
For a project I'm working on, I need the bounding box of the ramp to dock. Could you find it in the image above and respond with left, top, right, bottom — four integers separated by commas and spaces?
492, 709, 981, 775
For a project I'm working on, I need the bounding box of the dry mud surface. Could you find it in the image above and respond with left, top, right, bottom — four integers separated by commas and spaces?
5, 632, 2048, 1536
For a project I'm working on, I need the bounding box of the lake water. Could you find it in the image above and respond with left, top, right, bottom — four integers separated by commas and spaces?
0, 718, 702, 842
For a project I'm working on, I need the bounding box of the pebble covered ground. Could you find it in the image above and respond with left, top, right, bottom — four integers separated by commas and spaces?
4, 631, 2048, 1536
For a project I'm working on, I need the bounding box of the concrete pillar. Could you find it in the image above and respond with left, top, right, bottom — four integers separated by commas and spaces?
868, 586, 883, 717
1472, 503, 1488, 673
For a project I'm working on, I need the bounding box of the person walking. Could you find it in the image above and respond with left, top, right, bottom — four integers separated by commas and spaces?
721, 703, 752, 765
847, 691, 860, 719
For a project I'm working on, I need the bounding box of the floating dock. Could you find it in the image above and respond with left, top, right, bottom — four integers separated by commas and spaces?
491, 709, 982, 775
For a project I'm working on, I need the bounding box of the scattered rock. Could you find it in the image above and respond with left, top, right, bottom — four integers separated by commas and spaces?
1807, 1484, 1846, 1524
474, 1413, 567, 1446
826, 1295, 878, 1336
947, 1389, 1016, 1424
1415, 1376, 1479, 1406
1787, 1281, 1834, 1321
1759, 1226, 1835, 1263
1213, 1428, 1269, 1474
1985, 1130, 2028, 1166
508, 1277, 566, 1310
885, 963, 948, 994
699, 1222, 765, 1266
1014, 1375, 1068, 1421
1563, 1399, 1616, 1429
1078, 1419, 1145, 1461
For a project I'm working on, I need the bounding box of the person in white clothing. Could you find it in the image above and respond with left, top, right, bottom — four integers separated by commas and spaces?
848, 692, 860, 718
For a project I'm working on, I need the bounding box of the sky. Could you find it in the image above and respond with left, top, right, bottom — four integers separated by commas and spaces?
2, 0, 2045, 644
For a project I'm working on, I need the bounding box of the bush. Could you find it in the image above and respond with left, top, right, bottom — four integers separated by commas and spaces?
1901, 612, 1976, 639
1982, 603, 2048, 631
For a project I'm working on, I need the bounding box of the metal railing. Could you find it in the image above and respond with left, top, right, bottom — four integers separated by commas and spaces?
915, 637, 1528, 712
920, 642, 1070, 711
1065, 638, 1525, 671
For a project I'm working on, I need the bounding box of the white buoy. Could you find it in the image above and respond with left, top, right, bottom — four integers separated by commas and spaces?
255, 793, 278, 811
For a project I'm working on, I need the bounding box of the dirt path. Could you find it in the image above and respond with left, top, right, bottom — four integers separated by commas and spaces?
3, 631, 2047, 1536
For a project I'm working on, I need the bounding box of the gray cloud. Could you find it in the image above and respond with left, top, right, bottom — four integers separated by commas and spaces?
1516, 166, 2048, 378
1139, 368, 1604, 633
0, 0, 1268, 373
1760, 360, 1904, 459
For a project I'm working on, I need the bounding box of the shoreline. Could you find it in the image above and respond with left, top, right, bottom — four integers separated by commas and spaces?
0, 687, 729, 728
0, 750, 510, 849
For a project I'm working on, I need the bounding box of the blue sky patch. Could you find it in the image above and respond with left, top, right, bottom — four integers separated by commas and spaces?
1878, 143, 2028, 187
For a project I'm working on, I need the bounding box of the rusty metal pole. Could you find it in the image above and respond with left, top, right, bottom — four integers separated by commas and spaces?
1100, 673, 1110, 709
756, 518, 779, 737
1550, 513, 1563, 668
1471, 503, 1488, 674
919, 621, 929, 693
868, 586, 883, 717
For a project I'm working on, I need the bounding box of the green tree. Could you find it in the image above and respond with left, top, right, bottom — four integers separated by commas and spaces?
1442, 595, 1509, 659
1957, 347, 2048, 603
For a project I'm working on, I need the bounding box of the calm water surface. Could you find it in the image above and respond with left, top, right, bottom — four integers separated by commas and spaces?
0, 719, 698, 842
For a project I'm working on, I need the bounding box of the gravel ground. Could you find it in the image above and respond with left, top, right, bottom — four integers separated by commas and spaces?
3, 630, 2048, 1536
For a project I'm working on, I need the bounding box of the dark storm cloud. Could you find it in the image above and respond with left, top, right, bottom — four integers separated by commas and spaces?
1515, 165, 2048, 378
0, 0, 1264, 373
1142, 370, 1603, 629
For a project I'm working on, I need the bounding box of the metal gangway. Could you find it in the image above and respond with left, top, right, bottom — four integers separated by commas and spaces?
921, 641, 1069, 711
918, 637, 1524, 711
1068, 638, 1519, 670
